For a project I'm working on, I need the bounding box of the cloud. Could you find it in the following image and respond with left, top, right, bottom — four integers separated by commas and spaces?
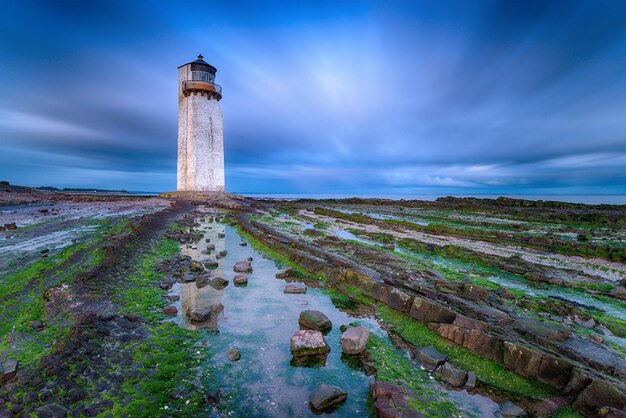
0, 0, 625, 194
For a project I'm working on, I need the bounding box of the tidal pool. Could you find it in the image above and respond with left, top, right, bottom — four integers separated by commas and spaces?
167, 213, 499, 417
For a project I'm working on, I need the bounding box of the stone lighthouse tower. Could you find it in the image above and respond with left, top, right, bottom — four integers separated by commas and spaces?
177, 54, 225, 192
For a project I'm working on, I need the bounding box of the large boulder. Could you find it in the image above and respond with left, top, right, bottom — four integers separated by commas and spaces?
417, 346, 447, 371
299, 310, 332, 332
309, 384, 347, 411
276, 267, 293, 278
340, 326, 370, 355
290, 330, 330, 357
502, 342, 542, 379
434, 362, 467, 387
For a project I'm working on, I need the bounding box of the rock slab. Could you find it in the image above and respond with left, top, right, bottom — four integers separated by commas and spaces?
284, 284, 307, 294
309, 384, 347, 411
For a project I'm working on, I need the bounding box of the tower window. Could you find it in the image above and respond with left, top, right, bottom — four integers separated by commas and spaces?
191, 71, 215, 83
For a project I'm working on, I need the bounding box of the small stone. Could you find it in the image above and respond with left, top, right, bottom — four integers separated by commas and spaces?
190, 260, 204, 273
500, 401, 526, 417
0, 359, 18, 384
215, 250, 227, 260
341, 326, 370, 355
465, 371, 476, 391
299, 310, 332, 332
233, 274, 248, 286
209, 277, 228, 289
218, 232, 226, 238
3, 223, 17, 230
195, 275, 211, 288
28, 321, 44, 330
163, 306, 178, 316
203, 260, 219, 269
417, 346, 447, 371
309, 384, 347, 411
284, 284, 307, 294
290, 330, 330, 357
189, 309, 211, 323
239, 242, 247, 246
227, 349, 241, 361
275, 267, 293, 278
434, 362, 467, 387
233, 259, 252, 273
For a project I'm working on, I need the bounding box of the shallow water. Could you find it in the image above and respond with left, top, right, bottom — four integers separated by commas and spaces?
166, 214, 499, 417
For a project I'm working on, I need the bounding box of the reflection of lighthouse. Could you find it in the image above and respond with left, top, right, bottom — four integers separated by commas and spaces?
180, 215, 227, 331
177, 54, 225, 192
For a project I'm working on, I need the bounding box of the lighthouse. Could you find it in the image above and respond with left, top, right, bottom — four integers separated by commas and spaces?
177, 54, 225, 192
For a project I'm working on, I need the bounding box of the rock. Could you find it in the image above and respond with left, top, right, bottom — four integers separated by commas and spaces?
341, 326, 370, 355
284, 283, 307, 294
163, 306, 178, 316
417, 346, 447, 371
596, 324, 614, 336
189, 309, 211, 323
462, 284, 489, 301
190, 260, 204, 273
195, 275, 211, 288
28, 320, 44, 330
610, 286, 626, 300
573, 379, 626, 415
233, 259, 253, 273
465, 371, 476, 391
218, 232, 225, 238
309, 384, 347, 411
500, 401, 526, 417
299, 310, 332, 332
409, 296, 456, 324
370, 380, 411, 417
530, 398, 568, 417
205, 243, 216, 250
203, 260, 219, 269
290, 330, 330, 357
496, 287, 516, 299
3, 223, 17, 230
233, 274, 248, 286
386, 288, 413, 312
227, 349, 241, 361
239, 242, 247, 246
209, 277, 228, 289
581, 318, 596, 328
182, 274, 196, 283
216, 250, 227, 259
0, 359, 18, 384
434, 362, 467, 387
276, 267, 293, 278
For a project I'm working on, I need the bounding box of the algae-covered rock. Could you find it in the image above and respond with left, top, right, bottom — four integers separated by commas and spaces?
290, 330, 330, 357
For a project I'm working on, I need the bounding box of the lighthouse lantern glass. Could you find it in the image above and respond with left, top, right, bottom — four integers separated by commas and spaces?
191, 71, 215, 84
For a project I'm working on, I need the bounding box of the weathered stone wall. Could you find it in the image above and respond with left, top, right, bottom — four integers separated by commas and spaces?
177, 65, 225, 192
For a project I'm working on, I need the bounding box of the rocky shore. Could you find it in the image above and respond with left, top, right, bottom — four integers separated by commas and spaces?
0, 186, 624, 417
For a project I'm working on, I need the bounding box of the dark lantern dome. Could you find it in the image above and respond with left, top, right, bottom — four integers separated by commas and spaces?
178, 54, 217, 76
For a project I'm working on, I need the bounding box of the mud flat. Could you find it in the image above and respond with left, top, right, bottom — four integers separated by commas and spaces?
0, 187, 624, 417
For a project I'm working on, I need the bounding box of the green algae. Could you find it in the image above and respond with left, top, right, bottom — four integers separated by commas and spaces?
376, 305, 554, 400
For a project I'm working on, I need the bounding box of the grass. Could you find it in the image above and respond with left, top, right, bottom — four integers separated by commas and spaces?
109, 325, 210, 417
114, 237, 179, 321
0, 218, 130, 367
377, 305, 554, 400
367, 335, 460, 417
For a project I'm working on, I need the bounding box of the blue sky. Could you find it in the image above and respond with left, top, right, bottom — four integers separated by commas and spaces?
1, 0, 625, 194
